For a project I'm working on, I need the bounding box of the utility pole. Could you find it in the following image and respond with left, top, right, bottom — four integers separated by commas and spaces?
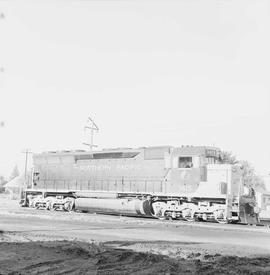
83, 117, 99, 152
22, 149, 32, 181
0, 12, 4, 74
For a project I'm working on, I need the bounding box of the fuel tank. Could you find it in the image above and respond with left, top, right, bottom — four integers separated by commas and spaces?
75, 198, 153, 217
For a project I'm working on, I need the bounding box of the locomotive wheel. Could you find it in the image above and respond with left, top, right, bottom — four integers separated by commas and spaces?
155, 213, 166, 220
195, 216, 204, 222
216, 218, 228, 224
64, 201, 74, 212
214, 210, 227, 224
46, 202, 51, 210
182, 208, 195, 222
34, 203, 42, 210
185, 217, 195, 222
48, 204, 56, 211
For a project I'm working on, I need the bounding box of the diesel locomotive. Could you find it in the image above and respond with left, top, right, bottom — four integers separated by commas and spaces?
21, 145, 259, 224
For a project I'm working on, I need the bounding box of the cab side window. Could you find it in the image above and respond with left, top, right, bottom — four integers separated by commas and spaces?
179, 157, 193, 168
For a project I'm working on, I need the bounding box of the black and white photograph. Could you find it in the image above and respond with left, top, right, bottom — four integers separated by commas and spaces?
0, 0, 270, 274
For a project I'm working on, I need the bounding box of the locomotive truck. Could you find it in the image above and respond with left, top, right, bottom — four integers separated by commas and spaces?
21, 145, 259, 224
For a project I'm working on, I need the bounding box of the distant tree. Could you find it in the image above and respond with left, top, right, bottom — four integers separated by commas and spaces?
0, 175, 7, 193
0, 175, 7, 186
9, 165, 20, 181
252, 175, 266, 191
219, 152, 265, 191
219, 151, 238, 165
238, 160, 265, 191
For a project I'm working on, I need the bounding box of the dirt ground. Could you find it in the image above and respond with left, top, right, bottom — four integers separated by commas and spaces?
0, 194, 270, 274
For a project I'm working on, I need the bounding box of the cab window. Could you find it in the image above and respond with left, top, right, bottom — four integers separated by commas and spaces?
179, 157, 193, 168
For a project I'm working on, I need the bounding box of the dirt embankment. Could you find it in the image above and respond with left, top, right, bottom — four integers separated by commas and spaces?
0, 238, 270, 275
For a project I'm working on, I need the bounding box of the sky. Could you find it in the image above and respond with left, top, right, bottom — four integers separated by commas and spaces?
0, 0, 269, 177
